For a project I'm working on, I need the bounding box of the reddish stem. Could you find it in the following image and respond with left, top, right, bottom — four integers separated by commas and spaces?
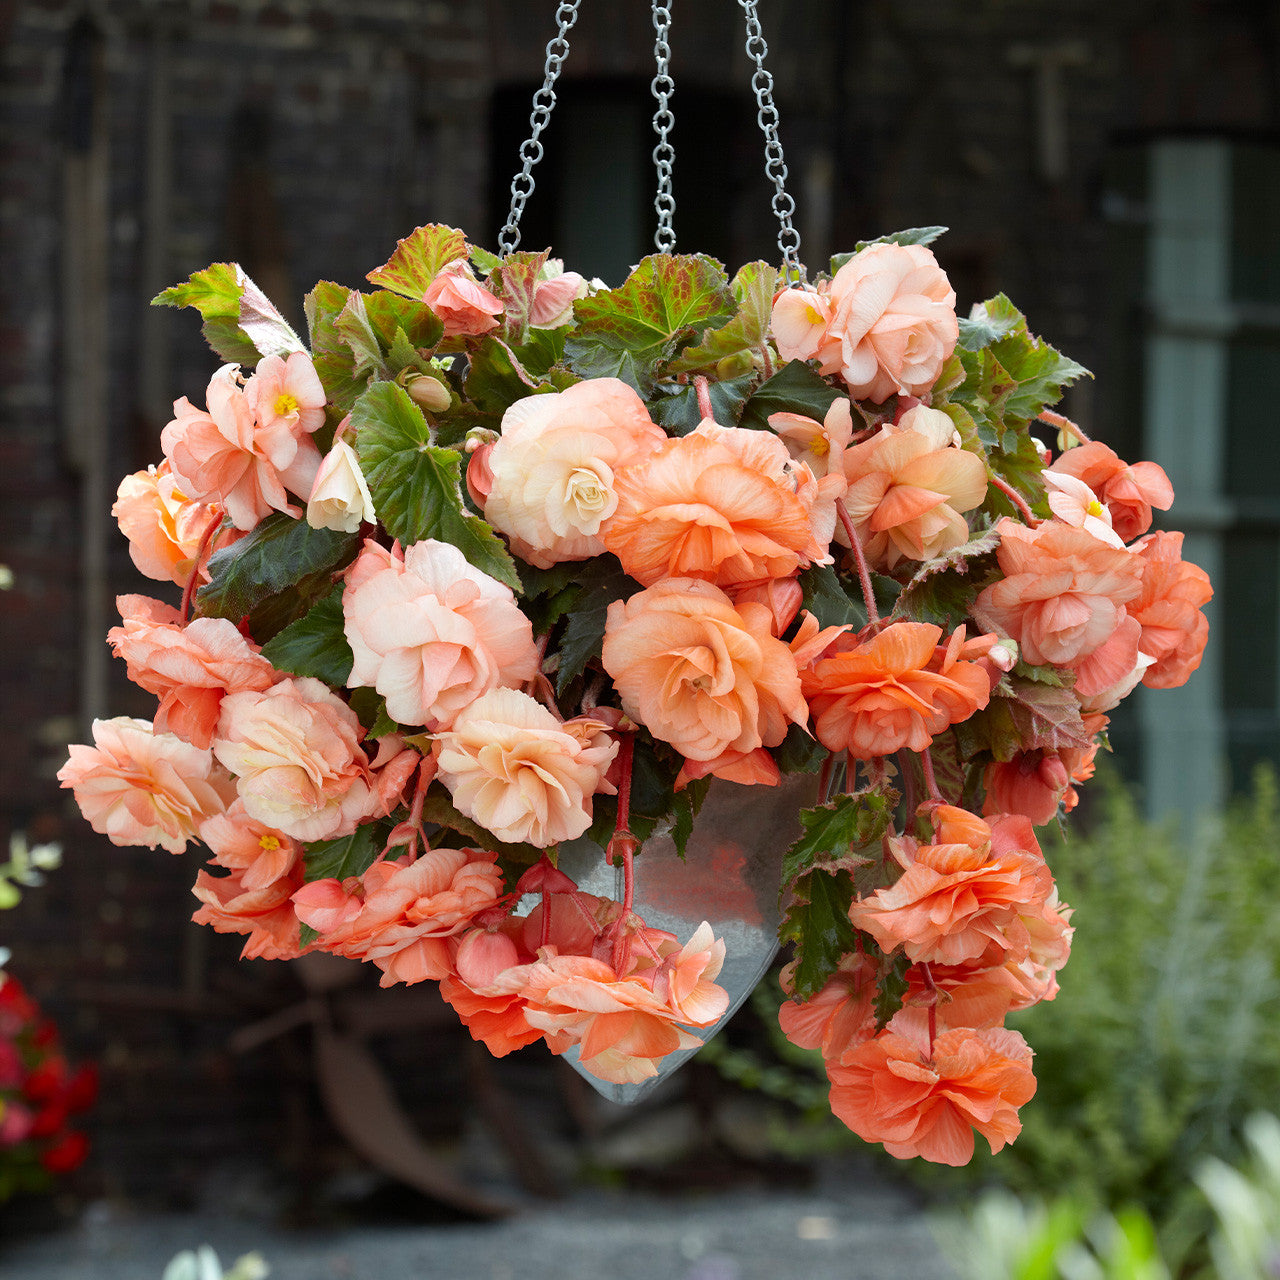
180, 511, 226, 625
1038, 408, 1090, 445
919, 748, 942, 803
920, 961, 939, 1049
540, 889, 552, 949
608, 732, 637, 974
990, 475, 1040, 527
817, 751, 835, 801
694, 375, 715, 423
836, 497, 879, 624
897, 750, 918, 816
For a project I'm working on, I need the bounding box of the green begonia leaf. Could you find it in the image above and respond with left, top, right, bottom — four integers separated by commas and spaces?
666, 260, 778, 375
738, 359, 842, 430
260, 585, 354, 687
365, 223, 469, 300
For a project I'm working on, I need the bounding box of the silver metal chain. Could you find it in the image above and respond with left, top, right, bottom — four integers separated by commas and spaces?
497, 1, 582, 256
737, 0, 803, 283
650, 3, 676, 252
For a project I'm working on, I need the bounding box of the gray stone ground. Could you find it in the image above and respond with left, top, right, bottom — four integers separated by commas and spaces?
0, 1160, 958, 1280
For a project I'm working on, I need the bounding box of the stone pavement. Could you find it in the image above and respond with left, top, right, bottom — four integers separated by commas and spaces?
0, 1160, 959, 1280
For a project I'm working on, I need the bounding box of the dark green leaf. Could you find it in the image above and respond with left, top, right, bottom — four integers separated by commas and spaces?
774, 724, 828, 776
779, 869, 860, 1001
738, 359, 842, 430
872, 953, 911, 1030
554, 558, 638, 695
892, 530, 1002, 629
366, 223, 469, 300
351, 381, 520, 590
464, 335, 552, 414
781, 788, 896, 888
363, 289, 444, 353
195, 513, 359, 642
300, 923, 320, 947
260, 585, 354, 686
304, 825, 383, 883
648, 373, 756, 434
798, 563, 866, 630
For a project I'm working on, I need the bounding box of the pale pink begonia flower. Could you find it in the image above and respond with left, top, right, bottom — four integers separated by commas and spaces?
213, 676, 388, 842
161, 364, 323, 531
192, 862, 307, 960
292, 847, 506, 988
199, 799, 301, 892
838, 418, 988, 568
770, 286, 841, 373
825, 242, 959, 403
1043, 471, 1124, 548
57, 717, 233, 854
484, 378, 667, 568
768, 396, 854, 480
1048, 440, 1174, 543
342, 538, 538, 729
306, 438, 376, 533
244, 351, 327, 438
423, 261, 503, 337
889, 403, 962, 448
433, 687, 619, 847
112, 462, 238, 586
107, 594, 278, 749
528, 263, 588, 329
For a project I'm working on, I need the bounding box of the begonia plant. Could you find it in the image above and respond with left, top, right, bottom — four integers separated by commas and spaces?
58, 222, 1211, 1165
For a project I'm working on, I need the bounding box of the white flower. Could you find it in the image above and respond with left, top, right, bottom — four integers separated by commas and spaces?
306, 438, 375, 533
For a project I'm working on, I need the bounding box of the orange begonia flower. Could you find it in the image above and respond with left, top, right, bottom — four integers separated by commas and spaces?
827, 1012, 1036, 1165
602, 423, 825, 588
778, 952, 878, 1062
800, 622, 991, 757
848, 810, 1053, 968
1128, 530, 1213, 690
192, 862, 307, 961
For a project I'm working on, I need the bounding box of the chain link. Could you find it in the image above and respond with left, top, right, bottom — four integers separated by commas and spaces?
498, 1, 582, 256
737, 0, 804, 284
650, 3, 676, 253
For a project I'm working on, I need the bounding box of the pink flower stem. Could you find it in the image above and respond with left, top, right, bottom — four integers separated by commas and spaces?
609, 732, 638, 974
920, 961, 939, 1048
180, 511, 225, 626
1038, 408, 1090, 444
898, 750, 918, 815
540, 889, 552, 949
836, 497, 879, 624
759, 343, 774, 380
694, 375, 715, 423
817, 751, 835, 801
989, 474, 1040, 527
919, 748, 942, 803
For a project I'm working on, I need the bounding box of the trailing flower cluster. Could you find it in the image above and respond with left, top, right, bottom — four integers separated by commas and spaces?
59, 224, 1210, 1156
0, 973, 97, 1197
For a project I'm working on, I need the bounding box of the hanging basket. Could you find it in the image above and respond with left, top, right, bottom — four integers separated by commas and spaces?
57, 0, 1212, 1167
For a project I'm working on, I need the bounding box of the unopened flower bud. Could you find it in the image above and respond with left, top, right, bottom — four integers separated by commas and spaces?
403, 372, 451, 414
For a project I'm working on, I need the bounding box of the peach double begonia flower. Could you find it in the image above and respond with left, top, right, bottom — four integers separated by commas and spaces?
827, 1010, 1037, 1165
838, 409, 988, 568
824, 242, 959, 403
161, 362, 323, 531
1127, 530, 1213, 690
58, 717, 233, 854
974, 517, 1144, 700
848, 809, 1053, 968
801, 622, 991, 758
422, 261, 502, 337
490, 921, 729, 1084
601, 578, 808, 775
602, 422, 826, 588
433, 688, 619, 847
213, 676, 400, 842
192, 862, 307, 961
342, 538, 538, 729
483, 378, 667, 567
112, 462, 238, 586
527, 262, 588, 329
1049, 441, 1173, 542
777, 952, 878, 1062
292, 847, 506, 987
107, 595, 278, 749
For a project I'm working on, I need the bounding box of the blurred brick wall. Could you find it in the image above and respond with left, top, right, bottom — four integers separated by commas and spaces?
1, 0, 1275, 1202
